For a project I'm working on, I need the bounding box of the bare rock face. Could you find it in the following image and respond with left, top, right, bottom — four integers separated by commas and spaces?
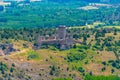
0, 43, 16, 56
0, 49, 4, 56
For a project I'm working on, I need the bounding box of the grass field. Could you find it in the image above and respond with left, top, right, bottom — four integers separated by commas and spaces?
69, 22, 120, 29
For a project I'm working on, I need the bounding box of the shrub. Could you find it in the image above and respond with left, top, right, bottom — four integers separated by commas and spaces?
78, 67, 85, 73
111, 69, 114, 73
10, 67, 14, 73
101, 67, 106, 72
67, 52, 86, 62
102, 61, 106, 65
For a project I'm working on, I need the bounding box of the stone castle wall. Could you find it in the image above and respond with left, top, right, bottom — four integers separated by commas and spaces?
35, 26, 73, 50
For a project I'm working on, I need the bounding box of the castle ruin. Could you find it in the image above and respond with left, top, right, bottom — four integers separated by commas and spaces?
34, 25, 73, 50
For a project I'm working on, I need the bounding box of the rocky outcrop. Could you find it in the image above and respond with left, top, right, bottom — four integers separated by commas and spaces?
0, 43, 16, 56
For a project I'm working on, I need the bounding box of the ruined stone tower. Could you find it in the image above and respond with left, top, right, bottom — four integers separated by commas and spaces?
57, 25, 66, 40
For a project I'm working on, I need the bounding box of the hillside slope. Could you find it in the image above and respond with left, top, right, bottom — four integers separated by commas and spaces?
0, 27, 119, 80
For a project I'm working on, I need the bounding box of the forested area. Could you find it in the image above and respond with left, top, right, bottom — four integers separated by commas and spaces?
0, 1, 120, 28
47, 0, 120, 3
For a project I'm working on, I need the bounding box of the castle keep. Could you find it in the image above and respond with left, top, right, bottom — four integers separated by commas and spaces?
35, 26, 73, 50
